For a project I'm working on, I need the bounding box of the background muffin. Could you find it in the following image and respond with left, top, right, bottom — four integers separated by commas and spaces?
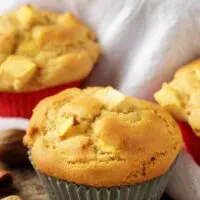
154, 60, 200, 165
154, 60, 200, 136
0, 5, 100, 118
24, 87, 182, 199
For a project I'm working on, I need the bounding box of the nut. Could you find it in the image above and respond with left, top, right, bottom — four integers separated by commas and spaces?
0, 163, 13, 194
1, 195, 22, 200
0, 169, 13, 189
0, 129, 29, 166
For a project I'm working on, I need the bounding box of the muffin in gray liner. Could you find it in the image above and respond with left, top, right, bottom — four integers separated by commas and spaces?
29, 152, 175, 200
25, 87, 182, 200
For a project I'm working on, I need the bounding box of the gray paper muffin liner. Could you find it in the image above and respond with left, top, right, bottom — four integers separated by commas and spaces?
28, 152, 175, 200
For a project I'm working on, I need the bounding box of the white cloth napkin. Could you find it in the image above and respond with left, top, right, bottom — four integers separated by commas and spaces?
0, 0, 200, 199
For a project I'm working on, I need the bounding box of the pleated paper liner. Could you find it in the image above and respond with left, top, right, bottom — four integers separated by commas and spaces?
0, 81, 80, 119
29, 151, 177, 200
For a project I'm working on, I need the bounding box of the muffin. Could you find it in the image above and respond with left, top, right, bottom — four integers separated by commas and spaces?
154, 59, 200, 165
0, 5, 100, 118
24, 87, 182, 200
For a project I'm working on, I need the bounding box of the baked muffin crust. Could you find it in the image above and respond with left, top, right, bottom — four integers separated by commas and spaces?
155, 60, 200, 136
24, 87, 182, 187
0, 5, 100, 92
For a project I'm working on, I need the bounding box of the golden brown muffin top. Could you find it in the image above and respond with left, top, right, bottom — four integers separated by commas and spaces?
0, 5, 100, 92
24, 87, 182, 187
154, 60, 200, 136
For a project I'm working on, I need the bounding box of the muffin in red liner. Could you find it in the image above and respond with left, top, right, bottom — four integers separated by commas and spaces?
154, 59, 200, 166
0, 5, 100, 118
0, 82, 80, 119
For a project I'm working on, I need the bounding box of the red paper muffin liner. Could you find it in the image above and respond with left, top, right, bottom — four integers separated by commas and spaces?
0, 82, 80, 119
177, 121, 200, 166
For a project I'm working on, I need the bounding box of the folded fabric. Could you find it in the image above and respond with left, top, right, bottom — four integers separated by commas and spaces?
167, 149, 200, 200
0, 1, 200, 200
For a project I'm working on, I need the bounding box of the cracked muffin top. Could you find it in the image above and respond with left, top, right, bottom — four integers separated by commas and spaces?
0, 5, 100, 92
24, 87, 182, 187
154, 60, 200, 136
